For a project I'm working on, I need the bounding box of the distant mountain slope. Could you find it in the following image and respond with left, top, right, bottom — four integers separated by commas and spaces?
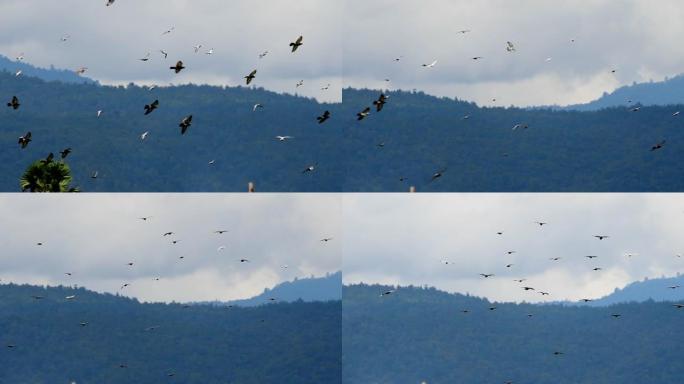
0, 54, 96, 84
0, 71, 343, 192
0, 283, 340, 384
343, 283, 683, 384
560, 75, 684, 111
574, 273, 684, 306
225, 271, 342, 307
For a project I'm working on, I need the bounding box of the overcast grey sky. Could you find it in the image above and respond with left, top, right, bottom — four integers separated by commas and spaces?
0, 0, 342, 102
0, 194, 340, 303
344, 0, 684, 107
343, 194, 684, 303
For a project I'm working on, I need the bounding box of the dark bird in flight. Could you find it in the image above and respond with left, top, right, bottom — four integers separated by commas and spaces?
60, 148, 72, 159
289, 35, 303, 52
163, 232, 174, 236
522, 286, 535, 291
317, 110, 331, 124
592, 267, 602, 271
106, 0, 115, 6
7, 95, 20, 109
506, 251, 516, 255
18, 131, 32, 149
580, 298, 592, 302
373, 93, 388, 112
302, 164, 316, 174
594, 235, 609, 240
170, 60, 185, 73
215, 230, 228, 234
316, 111, 330, 124
244, 69, 257, 85
144, 99, 159, 115
668, 285, 681, 289
480, 273, 494, 278
321, 237, 334, 242
488, 306, 497, 311
380, 290, 395, 297
357, 107, 371, 120
553, 351, 564, 356
540, 291, 550, 296
585, 255, 598, 259
673, 303, 684, 309
650, 140, 666, 151
430, 168, 446, 182
513, 279, 526, 283
239, 259, 250, 263
40, 153, 54, 165
534, 221, 548, 226
611, 314, 621, 318
179, 115, 193, 134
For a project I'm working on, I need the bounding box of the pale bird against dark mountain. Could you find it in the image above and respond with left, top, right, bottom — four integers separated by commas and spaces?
143, 99, 159, 115
170, 61, 185, 74
244, 69, 257, 85
253, 103, 263, 112
179, 115, 193, 134
357, 107, 370, 120
430, 168, 446, 183
275, 135, 294, 142
18, 131, 31, 149
7, 96, 20, 110
302, 164, 316, 174
289, 35, 303, 52
90, 171, 99, 179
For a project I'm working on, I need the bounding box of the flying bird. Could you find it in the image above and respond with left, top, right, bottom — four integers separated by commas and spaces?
296, 80, 304, 88
179, 115, 193, 134
259, 50, 269, 59
357, 107, 371, 120
7, 96, 20, 110
162, 27, 175, 35
205, 48, 214, 55
244, 69, 257, 85
193, 44, 203, 53
140, 131, 149, 140
373, 93, 388, 112
106, 0, 115, 6
480, 273, 494, 278
650, 140, 666, 151
289, 35, 303, 52
144, 99, 159, 115
422, 60, 438, 68
317, 110, 331, 124
170, 61, 185, 73
60, 148, 72, 159
430, 168, 446, 183
594, 235, 609, 240
214, 230, 228, 234
275, 135, 294, 141
75, 67, 88, 75
159, 50, 168, 59
252, 103, 263, 112
18, 132, 32, 149
506, 41, 516, 52
139, 52, 151, 62
302, 164, 316, 174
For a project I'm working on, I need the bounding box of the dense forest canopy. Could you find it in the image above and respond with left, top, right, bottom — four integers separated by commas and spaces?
0, 283, 341, 383
2, 71, 684, 191
343, 284, 684, 384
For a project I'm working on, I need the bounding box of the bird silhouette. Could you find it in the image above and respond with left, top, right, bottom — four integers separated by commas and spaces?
179, 115, 193, 134
144, 100, 159, 115
170, 61, 185, 73
289, 35, 303, 52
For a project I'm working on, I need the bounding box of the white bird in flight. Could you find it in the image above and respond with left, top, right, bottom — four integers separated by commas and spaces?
253, 104, 263, 112
422, 60, 438, 68
193, 44, 203, 53
140, 131, 149, 141
276, 135, 294, 141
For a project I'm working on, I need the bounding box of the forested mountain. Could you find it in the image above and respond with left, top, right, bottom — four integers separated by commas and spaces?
560, 75, 684, 111
223, 271, 342, 307
342, 88, 684, 192
343, 284, 684, 384
3, 70, 684, 191
0, 54, 96, 84
0, 283, 341, 383
574, 273, 684, 306
0, 72, 343, 192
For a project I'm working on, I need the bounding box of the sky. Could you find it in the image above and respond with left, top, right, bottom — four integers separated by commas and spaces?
4, 1, 684, 107
343, 0, 684, 107
0, 194, 341, 303
0, 0, 342, 102
343, 194, 684, 303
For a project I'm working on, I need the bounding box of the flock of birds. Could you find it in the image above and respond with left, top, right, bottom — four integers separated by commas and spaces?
4, 0, 343, 185
3, 212, 336, 378
378, 218, 684, 372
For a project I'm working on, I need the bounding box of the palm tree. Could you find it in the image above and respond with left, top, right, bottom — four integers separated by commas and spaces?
20, 160, 79, 192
